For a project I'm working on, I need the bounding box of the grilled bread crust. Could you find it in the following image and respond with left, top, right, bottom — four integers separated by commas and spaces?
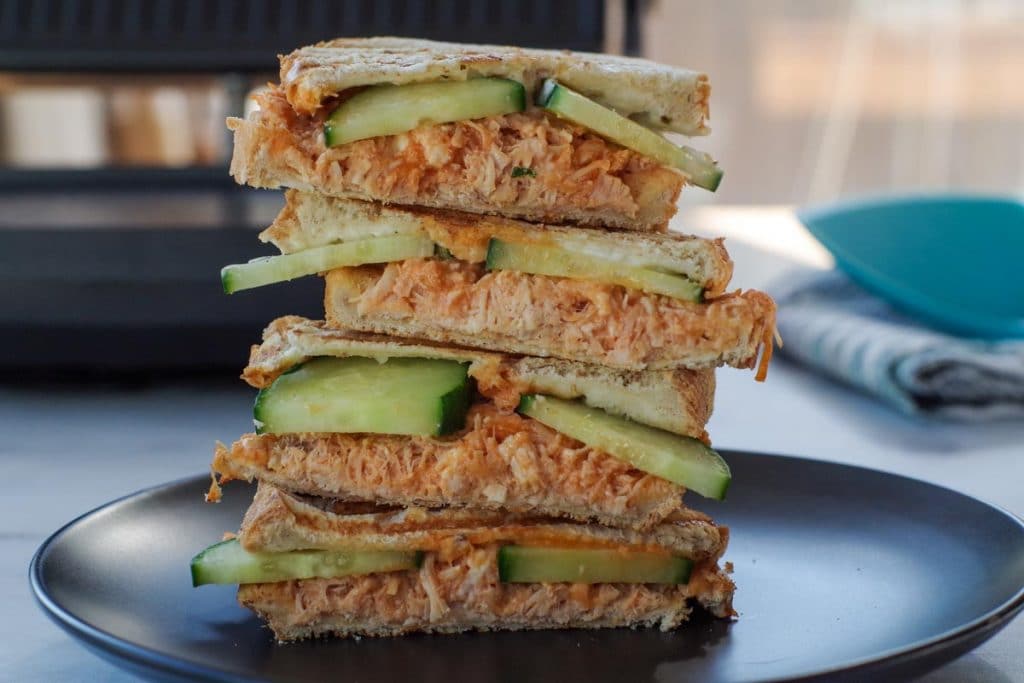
227, 89, 684, 232
238, 554, 734, 641
262, 191, 734, 297
279, 37, 711, 136
323, 263, 776, 372
240, 483, 728, 561
243, 316, 714, 439
211, 405, 686, 531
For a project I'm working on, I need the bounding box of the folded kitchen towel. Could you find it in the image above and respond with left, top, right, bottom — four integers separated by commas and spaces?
772, 269, 1024, 420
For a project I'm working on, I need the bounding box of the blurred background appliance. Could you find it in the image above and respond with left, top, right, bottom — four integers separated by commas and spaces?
0, 0, 637, 374
5, 0, 1023, 375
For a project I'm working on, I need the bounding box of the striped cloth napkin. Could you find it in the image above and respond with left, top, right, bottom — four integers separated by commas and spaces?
772, 269, 1024, 420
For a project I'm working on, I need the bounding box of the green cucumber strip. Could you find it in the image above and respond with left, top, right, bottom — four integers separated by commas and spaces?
538, 79, 722, 191
497, 545, 691, 584
485, 238, 703, 302
191, 538, 421, 586
325, 78, 526, 147
221, 234, 434, 294
254, 356, 471, 436
518, 395, 730, 500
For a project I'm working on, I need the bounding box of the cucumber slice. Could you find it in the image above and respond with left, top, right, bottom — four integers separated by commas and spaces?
514, 365, 698, 437
538, 79, 722, 191
486, 238, 702, 302
254, 356, 471, 436
325, 78, 526, 147
518, 395, 730, 500
221, 234, 434, 294
498, 546, 691, 584
191, 538, 421, 586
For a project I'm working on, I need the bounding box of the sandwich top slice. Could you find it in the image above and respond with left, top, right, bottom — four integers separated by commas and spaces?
222, 193, 775, 375
229, 38, 723, 232
280, 37, 711, 135
193, 483, 735, 640
209, 317, 731, 530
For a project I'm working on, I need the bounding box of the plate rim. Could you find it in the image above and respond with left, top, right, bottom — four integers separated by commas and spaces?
29, 475, 254, 683
30, 451, 1024, 683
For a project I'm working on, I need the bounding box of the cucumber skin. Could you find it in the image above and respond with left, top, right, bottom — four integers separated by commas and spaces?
221, 268, 236, 294
253, 362, 295, 434
253, 357, 471, 437
485, 238, 704, 303
437, 380, 472, 436
484, 238, 504, 272
537, 78, 559, 107
221, 234, 434, 294
325, 78, 526, 147
497, 545, 692, 585
539, 79, 723, 192
190, 538, 423, 586
518, 394, 731, 500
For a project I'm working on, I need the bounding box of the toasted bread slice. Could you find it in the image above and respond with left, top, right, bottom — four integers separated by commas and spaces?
323, 263, 776, 374
239, 554, 733, 641
238, 484, 735, 640
263, 191, 733, 297
280, 37, 711, 136
245, 316, 714, 438
240, 484, 728, 562
211, 404, 685, 531
228, 88, 684, 232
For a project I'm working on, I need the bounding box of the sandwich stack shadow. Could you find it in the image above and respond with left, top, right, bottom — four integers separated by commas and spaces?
194, 38, 777, 640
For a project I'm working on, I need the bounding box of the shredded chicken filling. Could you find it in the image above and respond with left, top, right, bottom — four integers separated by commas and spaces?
256, 88, 668, 221
349, 259, 775, 369
213, 404, 683, 529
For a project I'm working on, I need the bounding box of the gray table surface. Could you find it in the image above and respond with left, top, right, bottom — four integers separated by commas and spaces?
3, 236, 1022, 682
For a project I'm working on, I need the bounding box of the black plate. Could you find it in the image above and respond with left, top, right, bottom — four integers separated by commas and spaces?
31, 451, 1024, 683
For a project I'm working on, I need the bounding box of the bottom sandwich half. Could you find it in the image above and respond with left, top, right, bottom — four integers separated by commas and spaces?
221, 484, 735, 641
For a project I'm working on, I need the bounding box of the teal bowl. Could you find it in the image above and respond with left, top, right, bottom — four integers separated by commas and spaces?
797, 194, 1024, 340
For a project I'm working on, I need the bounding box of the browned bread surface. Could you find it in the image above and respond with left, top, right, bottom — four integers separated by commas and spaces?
323, 262, 777, 372
280, 36, 711, 135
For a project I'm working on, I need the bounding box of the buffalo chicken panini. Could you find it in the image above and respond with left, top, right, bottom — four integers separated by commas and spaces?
193, 37, 776, 641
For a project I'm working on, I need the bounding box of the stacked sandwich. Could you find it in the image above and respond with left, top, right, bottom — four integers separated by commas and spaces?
192, 38, 777, 641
